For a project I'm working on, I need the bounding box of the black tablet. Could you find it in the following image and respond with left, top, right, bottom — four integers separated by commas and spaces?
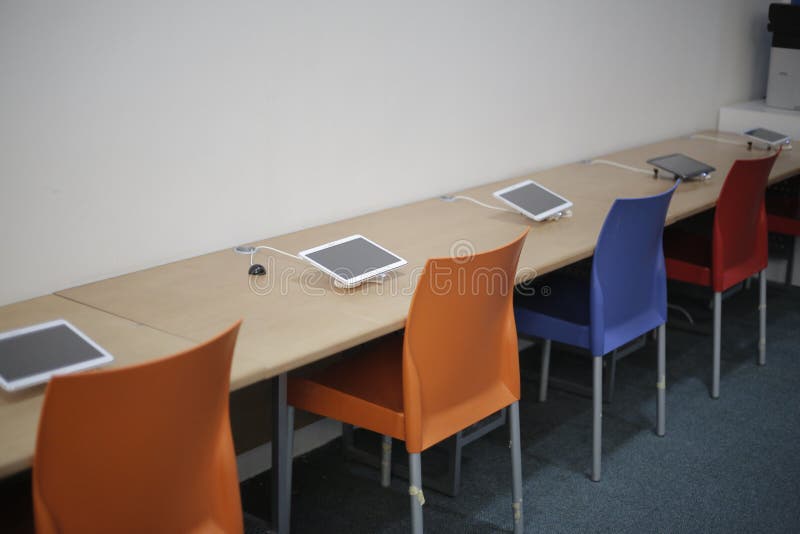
646, 154, 715, 180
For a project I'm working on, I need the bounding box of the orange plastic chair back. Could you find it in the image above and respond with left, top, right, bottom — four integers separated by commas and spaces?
33, 322, 244, 534
403, 230, 528, 452
712, 150, 779, 291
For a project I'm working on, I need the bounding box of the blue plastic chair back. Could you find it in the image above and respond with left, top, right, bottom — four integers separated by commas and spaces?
589, 182, 679, 355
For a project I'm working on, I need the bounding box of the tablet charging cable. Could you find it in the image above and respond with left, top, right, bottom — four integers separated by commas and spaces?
234, 245, 301, 276
689, 134, 743, 146
439, 194, 516, 213
588, 159, 653, 175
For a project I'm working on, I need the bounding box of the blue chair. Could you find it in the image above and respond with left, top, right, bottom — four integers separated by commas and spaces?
514, 182, 678, 482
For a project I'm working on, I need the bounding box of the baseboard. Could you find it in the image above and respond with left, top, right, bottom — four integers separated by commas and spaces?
236, 418, 342, 482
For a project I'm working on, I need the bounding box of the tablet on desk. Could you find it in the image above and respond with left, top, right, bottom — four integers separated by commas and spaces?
646, 153, 715, 181
299, 235, 407, 288
493, 180, 573, 221
744, 128, 791, 147
0, 319, 114, 392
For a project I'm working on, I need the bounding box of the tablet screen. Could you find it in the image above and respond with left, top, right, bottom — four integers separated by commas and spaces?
303, 237, 404, 281
0, 321, 113, 390
496, 182, 570, 218
646, 154, 715, 179
745, 128, 789, 144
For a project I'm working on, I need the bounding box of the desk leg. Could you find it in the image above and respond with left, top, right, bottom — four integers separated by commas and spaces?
271, 373, 291, 534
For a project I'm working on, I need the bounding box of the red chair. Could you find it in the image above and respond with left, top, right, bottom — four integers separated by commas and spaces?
663, 151, 779, 398
766, 189, 800, 284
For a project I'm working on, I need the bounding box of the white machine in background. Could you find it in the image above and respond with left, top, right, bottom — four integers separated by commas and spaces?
766, 3, 800, 111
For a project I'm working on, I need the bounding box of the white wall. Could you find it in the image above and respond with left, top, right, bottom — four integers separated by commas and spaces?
0, 0, 773, 306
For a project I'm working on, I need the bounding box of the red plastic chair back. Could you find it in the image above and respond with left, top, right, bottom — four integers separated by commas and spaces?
711, 150, 779, 291
33, 322, 243, 534
402, 230, 528, 452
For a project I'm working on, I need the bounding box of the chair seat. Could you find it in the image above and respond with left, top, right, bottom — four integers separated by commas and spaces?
514, 273, 591, 350
515, 273, 666, 355
767, 195, 800, 236
288, 336, 406, 441
663, 228, 712, 287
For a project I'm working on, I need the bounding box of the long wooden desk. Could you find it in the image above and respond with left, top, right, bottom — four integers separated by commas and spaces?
2, 131, 799, 532
56, 132, 800, 365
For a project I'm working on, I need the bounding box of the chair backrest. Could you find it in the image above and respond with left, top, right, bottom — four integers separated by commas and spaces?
712, 150, 779, 291
590, 183, 678, 356
401, 230, 528, 453
33, 322, 243, 534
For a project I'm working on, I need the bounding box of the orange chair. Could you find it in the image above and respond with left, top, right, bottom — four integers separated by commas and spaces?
287, 231, 529, 534
33, 322, 244, 534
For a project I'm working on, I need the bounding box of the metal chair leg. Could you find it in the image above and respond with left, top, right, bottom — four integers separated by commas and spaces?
381, 435, 392, 487
657, 324, 666, 437
759, 269, 767, 366
509, 402, 523, 534
444, 432, 464, 496
539, 339, 551, 402
409, 453, 424, 534
591, 356, 603, 482
712, 291, 721, 399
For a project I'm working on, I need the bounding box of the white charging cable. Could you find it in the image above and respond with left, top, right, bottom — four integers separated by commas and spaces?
439, 195, 516, 213
689, 134, 743, 145
589, 159, 653, 175
234, 245, 301, 266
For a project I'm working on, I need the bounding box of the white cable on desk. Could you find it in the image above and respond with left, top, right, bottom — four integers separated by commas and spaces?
446, 195, 516, 213
689, 134, 744, 145
234, 245, 302, 265
589, 159, 653, 175
250, 246, 301, 264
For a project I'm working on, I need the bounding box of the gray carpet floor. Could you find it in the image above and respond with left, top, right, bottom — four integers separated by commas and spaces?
241, 281, 800, 533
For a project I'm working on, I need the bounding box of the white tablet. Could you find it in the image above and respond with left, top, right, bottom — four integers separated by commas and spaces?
0, 319, 114, 392
493, 180, 573, 221
744, 128, 791, 147
299, 235, 407, 288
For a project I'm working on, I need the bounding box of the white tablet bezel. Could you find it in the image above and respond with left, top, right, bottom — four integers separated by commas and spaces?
493, 180, 573, 221
299, 234, 407, 288
0, 319, 114, 392
744, 127, 791, 147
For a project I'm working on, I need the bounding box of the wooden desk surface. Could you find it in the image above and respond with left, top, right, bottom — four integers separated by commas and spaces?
57, 132, 800, 382
0, 296, 197, 478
